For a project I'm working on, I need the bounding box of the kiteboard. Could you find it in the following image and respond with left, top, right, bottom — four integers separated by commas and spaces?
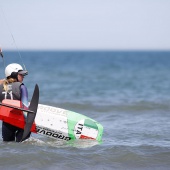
0, 97, 103, 142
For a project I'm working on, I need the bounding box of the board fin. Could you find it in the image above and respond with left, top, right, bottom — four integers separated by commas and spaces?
21, 84, 39, 142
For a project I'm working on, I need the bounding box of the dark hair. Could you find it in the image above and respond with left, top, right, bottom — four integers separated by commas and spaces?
8, 72, 18, 80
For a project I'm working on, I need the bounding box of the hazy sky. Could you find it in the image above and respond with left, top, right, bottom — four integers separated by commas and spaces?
0, 0, 170, 50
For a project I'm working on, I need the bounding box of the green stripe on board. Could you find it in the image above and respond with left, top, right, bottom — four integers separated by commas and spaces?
84, 119, 98, 130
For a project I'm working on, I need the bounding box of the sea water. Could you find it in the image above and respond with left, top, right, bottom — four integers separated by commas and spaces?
0, 51, 170, 170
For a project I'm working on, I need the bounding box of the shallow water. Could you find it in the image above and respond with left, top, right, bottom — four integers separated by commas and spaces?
0, 51, 170, 169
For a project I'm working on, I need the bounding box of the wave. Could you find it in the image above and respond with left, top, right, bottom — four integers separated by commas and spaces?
45, 100, 170, 115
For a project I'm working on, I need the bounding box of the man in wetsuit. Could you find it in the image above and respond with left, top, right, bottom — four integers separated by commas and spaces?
0, 63, 30, 142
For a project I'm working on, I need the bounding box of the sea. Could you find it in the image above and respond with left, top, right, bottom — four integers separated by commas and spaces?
0, 51, 170, 170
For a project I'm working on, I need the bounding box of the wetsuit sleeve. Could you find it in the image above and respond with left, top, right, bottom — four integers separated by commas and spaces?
20, 84, 29, 109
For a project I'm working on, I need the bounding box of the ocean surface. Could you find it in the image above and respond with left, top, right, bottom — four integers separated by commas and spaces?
0, 51, 170, 170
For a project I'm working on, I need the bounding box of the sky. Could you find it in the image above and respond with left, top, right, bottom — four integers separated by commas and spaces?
0, 0, 170, 51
